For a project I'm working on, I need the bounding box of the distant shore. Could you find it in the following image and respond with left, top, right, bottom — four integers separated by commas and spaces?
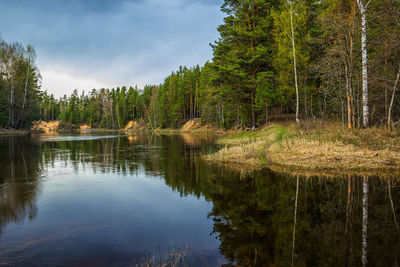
5, 120, 400, 176
0, 128, 30, 136
27, 119, 225, 135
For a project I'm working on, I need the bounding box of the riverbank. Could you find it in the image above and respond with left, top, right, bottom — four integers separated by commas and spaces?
144, 118, 225, 135
0, 128, 30, 136
202, 122, 400, 175
24, 119, 223, 135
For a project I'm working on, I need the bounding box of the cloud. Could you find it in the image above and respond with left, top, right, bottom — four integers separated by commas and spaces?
0, 0, 224, 97
41, 70, 115, 98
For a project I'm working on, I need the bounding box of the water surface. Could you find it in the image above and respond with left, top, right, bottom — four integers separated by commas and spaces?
0, 133, 399, 266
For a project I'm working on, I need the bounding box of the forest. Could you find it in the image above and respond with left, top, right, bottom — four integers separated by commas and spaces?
1, 0, 400, 130
0, 40, 41, 128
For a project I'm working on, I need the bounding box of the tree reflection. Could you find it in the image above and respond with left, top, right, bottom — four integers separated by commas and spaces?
1, 134, 400, 266
161, 146, 400, 267
362, 176, 368, 266
0, 136, 41, 234
292, 176, 300, 266
200, 172, 400, 266
345, 175, 354, 267
102, 134, 399, 266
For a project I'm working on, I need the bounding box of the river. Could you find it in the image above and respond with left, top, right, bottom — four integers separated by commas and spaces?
0, 133, 399, 266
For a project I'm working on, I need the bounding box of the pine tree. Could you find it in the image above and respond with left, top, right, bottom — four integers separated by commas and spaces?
212, 0, 276, 129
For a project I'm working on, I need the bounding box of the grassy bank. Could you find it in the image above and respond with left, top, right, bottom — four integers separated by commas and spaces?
203, 122, 400, 175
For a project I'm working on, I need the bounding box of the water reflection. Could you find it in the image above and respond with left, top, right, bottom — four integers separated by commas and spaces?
362, 176, 368, 266
292, 176, 299, 267
0, 134, 399, 266
0, 136, 41, 235
202, 173, 400, 266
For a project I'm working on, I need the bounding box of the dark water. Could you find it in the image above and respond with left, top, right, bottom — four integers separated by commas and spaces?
0, 133, 399, 266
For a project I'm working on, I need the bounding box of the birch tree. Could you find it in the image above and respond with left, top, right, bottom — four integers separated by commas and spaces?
0, 40, 41, 128
289, 1, 300, 124
15, 45, 36, 128
357, 0, 370, 127
273, 0, 311, 125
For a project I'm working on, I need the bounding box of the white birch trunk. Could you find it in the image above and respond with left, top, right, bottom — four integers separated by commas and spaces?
16, 61, 30, 127
290, 2, 300, 124
8, 79, 15, 127
357, 0, 369, 127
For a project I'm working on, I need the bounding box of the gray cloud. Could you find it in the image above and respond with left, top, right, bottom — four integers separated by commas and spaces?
0, 0, 224, 96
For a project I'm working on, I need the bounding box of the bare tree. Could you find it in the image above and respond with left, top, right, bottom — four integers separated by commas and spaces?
388, 64, 400, 128
289, 1, 300, 124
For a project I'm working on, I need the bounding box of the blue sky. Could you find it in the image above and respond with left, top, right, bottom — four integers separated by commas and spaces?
0, 0, 224, 97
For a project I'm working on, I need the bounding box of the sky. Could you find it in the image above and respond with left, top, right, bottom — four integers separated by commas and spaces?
0, 0, 224, 97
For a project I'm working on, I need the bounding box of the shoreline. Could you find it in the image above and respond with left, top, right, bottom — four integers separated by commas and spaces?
0, 128, 30, 136
5, 120, 400, 175
202, 123, 400, 176
27, 119, 228, 135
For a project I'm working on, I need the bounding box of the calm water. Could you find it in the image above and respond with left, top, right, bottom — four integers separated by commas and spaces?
0, 133, 399, 266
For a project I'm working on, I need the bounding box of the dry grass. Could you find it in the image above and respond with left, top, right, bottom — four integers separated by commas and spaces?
203, 122, 400, 175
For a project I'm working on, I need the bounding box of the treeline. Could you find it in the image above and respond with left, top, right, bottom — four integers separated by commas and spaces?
39, 66, 205, 129
0, 39, 41, 128
42, 0, 400, 130
4, 0, 400, 130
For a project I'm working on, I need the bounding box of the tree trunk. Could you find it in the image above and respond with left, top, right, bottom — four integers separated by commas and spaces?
341, 95, 345, 127
110, 98, 115, 129
349, 0, 356, 128
103, 98, 108, 128
345, 65, 353, 129
190, 80, 193, 119
251, 107, 256, 131
16, 62, 30, 128
357, 0, 369, 127
236, 106, 241, 129
385, 38, 389, 118
290, 2, 300, 124
8, 79, 15, 128
145, 104, 153, 130
195, 79, 199, 117
388, 64, 400, 128
304, 71, 308, 121
265, 97, 268, 127
116, 106, 121, 129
